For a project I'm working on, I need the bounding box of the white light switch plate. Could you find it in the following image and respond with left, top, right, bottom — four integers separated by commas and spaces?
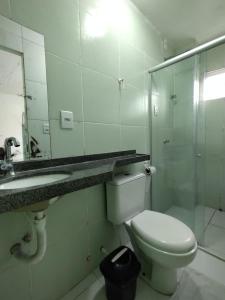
60, 110, 74, 129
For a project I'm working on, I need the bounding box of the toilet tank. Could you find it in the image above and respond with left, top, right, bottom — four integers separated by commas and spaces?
106, 173, 146, 225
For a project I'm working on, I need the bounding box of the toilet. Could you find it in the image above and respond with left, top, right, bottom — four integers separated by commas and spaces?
106, 173, 197, 295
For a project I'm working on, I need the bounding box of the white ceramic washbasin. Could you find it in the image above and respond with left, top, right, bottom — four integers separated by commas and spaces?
0, 173, 70, 190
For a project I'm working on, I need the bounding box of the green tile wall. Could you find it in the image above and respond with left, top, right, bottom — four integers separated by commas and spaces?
0, 0, 10, 18
0, 0, 164, 299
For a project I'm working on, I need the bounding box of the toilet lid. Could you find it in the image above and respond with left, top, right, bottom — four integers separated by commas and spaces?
131, 210, 196, 253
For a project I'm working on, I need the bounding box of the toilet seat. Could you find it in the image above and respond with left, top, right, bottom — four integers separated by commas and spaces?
131, 210, 196, 254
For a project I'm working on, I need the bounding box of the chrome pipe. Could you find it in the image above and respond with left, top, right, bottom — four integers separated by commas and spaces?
148, 34, 225, 73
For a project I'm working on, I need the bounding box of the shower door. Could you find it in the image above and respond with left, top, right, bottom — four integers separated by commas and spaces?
151, 41, 225, 258
197, 44, 225, 258
150, 56, 205, 240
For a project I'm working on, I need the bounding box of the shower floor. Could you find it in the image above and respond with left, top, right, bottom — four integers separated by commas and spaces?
202, 209, 225, 259
166, 205, 225, 260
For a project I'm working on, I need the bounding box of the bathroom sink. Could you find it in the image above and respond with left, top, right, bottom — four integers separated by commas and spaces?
0, 173, 70, 190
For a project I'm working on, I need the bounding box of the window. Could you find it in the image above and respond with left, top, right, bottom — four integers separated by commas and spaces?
203, 69, 225, 101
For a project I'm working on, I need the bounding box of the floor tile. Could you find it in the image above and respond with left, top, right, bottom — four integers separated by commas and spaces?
74, 268, 225, 300
204, 207, 216, 226
136, 279, 169, 300
171, 268, 225, 300
190, 249, 225, 287
211, 210, 225, 229
75, 277, 105, 300
201, 224, 225, 258
60, 249, 225, 300
62, 273, 97, 300
75, 277, 169, 300
93, 268, 102, 281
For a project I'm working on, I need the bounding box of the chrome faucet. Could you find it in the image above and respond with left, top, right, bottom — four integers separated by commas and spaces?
0, 137, 20, 176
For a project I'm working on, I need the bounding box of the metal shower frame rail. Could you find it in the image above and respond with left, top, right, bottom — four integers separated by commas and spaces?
148, 35, 225, 73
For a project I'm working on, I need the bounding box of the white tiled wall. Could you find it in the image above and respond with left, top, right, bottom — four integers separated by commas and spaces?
8, 0, 165, 158
0, 0, 168, 299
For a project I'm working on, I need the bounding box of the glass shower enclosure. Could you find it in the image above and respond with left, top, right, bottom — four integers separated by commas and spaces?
150, 40, 225, 260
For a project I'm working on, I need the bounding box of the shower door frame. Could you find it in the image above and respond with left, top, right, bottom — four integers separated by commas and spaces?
148, 35, 225, 261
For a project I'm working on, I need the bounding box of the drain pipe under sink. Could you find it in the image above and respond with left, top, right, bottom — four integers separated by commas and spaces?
10, 211, 47, 264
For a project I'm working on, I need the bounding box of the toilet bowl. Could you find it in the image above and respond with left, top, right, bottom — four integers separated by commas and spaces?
126, 210, 197, 295
106, 173, 197, 295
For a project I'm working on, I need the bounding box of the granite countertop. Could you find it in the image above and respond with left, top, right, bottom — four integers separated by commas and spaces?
0, 150, 150, 214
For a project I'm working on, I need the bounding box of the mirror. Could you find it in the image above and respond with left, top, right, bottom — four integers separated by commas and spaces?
0, 15, 51, 162
0, 49, 26, 161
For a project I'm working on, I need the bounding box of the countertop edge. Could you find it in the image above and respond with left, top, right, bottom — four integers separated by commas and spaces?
0, 152, 150, 214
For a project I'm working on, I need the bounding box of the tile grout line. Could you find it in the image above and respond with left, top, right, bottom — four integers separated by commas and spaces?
77, 0, 85, 156
8, 0, 12, 19
208, 209, 217, 226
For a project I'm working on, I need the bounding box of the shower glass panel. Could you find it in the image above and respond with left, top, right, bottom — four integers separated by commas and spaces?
151, 56, 205, 241
197, 44, 225, 258
150, 41, 225, 260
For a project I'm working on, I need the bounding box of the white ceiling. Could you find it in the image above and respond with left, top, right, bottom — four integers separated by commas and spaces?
132, 0, 225, 53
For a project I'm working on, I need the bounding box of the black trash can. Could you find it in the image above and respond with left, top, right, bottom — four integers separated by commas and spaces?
100, 246, 141, 300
